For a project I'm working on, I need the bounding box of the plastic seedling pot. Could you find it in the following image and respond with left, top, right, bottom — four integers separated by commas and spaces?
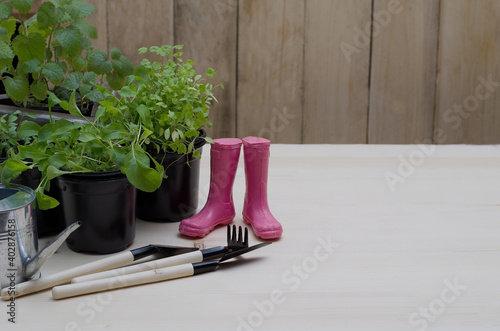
136, 131, 207, 222
55, 171, 136, 254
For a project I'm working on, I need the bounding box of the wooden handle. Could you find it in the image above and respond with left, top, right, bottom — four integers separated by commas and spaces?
72, 250, 204, 284
1, 251, 134, 300
52, 264, 195, 300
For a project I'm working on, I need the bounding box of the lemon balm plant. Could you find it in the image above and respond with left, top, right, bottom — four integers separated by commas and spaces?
0, 0, 133, 112
95, 45, 222, 221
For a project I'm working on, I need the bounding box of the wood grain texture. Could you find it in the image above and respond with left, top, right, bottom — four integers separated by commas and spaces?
86, 0, 108, 53
303, 0, 371, 144
106, 0, 174, 64
174, 0, 237, 139
237, 0, 304, 143
434, 0, 500, 144
5, 144, 500, 329
368, 0, 440, 144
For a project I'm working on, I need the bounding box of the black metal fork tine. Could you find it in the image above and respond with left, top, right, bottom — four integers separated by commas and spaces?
226, 224, 249, 249
232, 224, 237, 243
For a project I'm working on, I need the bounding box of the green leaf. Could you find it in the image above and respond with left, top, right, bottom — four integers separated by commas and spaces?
110, 47, 121, 60
41, 62, 65, 85
87, 49, 112, 75
71, 54, 87, 72
4, 76, 29, 102
82, 71, 96, 84
35, 186, 60, 210
0, 40, 14, 67
78, 83, 92, 97
18, 121, 41, 138
118, 86, 136, 98
110, 147, 126, 169
133, 65, 149, 83
37, 1, 57, 29
79, 36, 92, 51
54, 25, 81, 53
12, 33, 46, 62
205, 67, 216, 78
18, 145, 47, 160
136, 104, 151, 127
122, 145, 162, 192
48, 92, 62, 109
1, 160, 25, 185
0, 18, 17, 43
106, 72, 124, 91
100, 123, 128, 141
20, 59, 42, 73
71, 18, 97, 39
87, 90, 104, 103
10, 0, 34, 15
62, 72, 83, 91
30, 81, 48, 101
204, 137, 215, 144
171, 130, 179, 142
112, 55, 134, 77
52, 119, 75, 137
47, 153, 68, 170
60, 91, 83, 118
68, 0, 95, 18
0, 2, 13, 21
78, 132, 97, 142
5, 158, 30, 173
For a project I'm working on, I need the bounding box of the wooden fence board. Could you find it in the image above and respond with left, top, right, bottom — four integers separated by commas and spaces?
21, 0, 498, 144
237, 0, 304, 143
435, 0, 500, 144
434, 0, 500, 144
107, 0, 174, 64
303, 0, 371, 144
174, 0, 237, 139
86, 0, 108, 53
368, 0, 439, 144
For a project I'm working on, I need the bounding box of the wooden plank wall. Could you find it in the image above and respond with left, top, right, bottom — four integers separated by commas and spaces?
84, 0, 500, 144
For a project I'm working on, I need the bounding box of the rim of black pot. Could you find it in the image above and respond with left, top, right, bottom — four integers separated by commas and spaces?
22, 100, 94, 116
60, 169, 124, 180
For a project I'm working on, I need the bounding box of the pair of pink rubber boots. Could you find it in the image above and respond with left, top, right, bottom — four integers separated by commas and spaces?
179, 137, 283, 239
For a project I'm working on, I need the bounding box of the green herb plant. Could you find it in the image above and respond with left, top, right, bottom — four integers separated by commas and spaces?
1, 91, 164, 209
0, 110, 37, 157
0, 0, 133, 109
96, 45, 221, 160
0, 110, 40, 185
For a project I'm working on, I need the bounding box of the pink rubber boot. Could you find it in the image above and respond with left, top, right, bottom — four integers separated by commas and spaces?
179, 138, 242, 237
242, 137, 283, 239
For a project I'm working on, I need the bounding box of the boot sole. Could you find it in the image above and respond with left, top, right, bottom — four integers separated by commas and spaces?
243, 215, 283, 239
179, 217, 234, 238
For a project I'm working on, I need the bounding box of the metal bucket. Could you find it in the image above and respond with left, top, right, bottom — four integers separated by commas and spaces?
0, 184, 37, 287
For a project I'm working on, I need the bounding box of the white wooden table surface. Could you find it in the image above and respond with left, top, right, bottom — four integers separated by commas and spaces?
2, 144, 500, 331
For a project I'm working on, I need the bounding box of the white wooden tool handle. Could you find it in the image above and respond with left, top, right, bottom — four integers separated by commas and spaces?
72, 250, 204, 284
52, 263, 195, 300
1, 251, 134, 300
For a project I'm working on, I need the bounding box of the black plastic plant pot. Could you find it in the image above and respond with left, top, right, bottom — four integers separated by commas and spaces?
55, 170, 136, 254
136, 131, 207, 222
23, 100, 95, 116
19, 168, 65, 237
